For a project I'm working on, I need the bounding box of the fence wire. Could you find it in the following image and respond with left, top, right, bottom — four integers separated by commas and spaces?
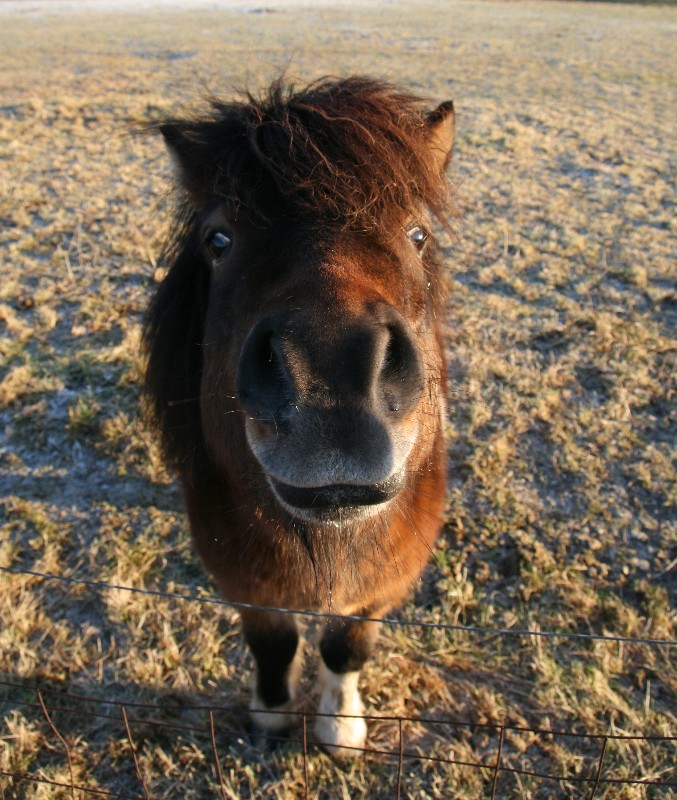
0, 681, 675, 798
1, 564, 675, 797
2, 564, 675, 647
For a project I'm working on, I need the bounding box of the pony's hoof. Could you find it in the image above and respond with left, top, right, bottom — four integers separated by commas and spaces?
249, 692, 298, 733
315, 664, 367, 758
314, 713, 367, 759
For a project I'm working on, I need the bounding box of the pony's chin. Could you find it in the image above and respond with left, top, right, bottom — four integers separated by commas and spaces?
265, 475, 402, 525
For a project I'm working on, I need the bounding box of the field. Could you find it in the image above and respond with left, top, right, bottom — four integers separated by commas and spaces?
0, 0, 675, 797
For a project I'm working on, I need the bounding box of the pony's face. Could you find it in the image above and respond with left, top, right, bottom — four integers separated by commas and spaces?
152, 78, 455, 525
195, 209, 443, 523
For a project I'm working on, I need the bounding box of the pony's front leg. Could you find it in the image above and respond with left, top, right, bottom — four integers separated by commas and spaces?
316, 617, 380, 757
241, 609, 303, 733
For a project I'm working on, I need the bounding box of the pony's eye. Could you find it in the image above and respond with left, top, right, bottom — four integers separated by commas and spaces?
406, 225, 428, 251
207, 231, 232, 260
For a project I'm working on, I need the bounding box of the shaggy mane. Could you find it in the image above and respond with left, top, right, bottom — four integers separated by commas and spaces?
158, 76, 454, 230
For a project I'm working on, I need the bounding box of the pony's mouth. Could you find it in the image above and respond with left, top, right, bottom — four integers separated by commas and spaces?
268, 474, 404, 521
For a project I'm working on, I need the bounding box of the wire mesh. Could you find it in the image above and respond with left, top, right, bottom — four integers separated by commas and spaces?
1, 565, 675, 797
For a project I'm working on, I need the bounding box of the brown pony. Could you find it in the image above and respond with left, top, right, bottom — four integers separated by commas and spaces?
143, 76, 455, 756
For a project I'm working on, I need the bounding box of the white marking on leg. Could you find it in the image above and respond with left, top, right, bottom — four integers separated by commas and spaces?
314, 662, 367, 758
249, 638, 303, 732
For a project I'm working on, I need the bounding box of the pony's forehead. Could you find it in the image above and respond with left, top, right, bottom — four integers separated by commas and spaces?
165, 77, 453, 232
202, 194, 425, 236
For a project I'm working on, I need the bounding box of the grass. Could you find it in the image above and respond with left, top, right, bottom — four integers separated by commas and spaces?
0, 0, 675, 797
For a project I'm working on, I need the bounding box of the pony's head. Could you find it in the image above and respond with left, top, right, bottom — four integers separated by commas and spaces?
144, 77, 455, 525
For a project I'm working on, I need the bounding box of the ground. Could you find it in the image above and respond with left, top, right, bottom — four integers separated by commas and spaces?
0, 1, 675, 797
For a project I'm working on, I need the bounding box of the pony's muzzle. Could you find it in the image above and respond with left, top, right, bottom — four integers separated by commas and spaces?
237, 309, 424, 507
236, 309, 425, 423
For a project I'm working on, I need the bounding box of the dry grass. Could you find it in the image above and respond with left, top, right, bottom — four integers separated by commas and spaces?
1, 1, 675, 797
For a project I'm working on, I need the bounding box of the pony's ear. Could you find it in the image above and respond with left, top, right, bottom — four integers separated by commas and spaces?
160, 123, 187, 173
427, 101, 455, 174
160, 122, 210, 208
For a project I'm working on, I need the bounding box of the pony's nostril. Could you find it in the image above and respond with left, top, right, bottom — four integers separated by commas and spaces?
381, 326, 409, 380
237, 320, 293, 417
378, 323, 424, 416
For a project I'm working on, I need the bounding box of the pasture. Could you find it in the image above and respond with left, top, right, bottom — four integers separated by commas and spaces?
0, 0, 675, 797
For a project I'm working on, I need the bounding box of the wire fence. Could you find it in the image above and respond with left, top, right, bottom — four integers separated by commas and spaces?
2, 564, 675, 647
1, 564, 675, 798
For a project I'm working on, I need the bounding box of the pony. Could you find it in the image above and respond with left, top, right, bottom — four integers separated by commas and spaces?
143, 76, 455, 756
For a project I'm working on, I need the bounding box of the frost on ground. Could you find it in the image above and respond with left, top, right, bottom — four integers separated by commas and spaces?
0, 1, 675, 798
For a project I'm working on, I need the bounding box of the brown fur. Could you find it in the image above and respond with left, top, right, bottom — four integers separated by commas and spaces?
143, 77, 455, 742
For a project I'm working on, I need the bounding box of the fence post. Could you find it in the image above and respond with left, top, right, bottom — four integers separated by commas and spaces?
490, 725, 505, 800
121, 706, 150, 800
36, 689, 75, 800
588, 736, 608, 800
302, 713, 309, 800
209, 709, 227, 800
396, 717, 404, 800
